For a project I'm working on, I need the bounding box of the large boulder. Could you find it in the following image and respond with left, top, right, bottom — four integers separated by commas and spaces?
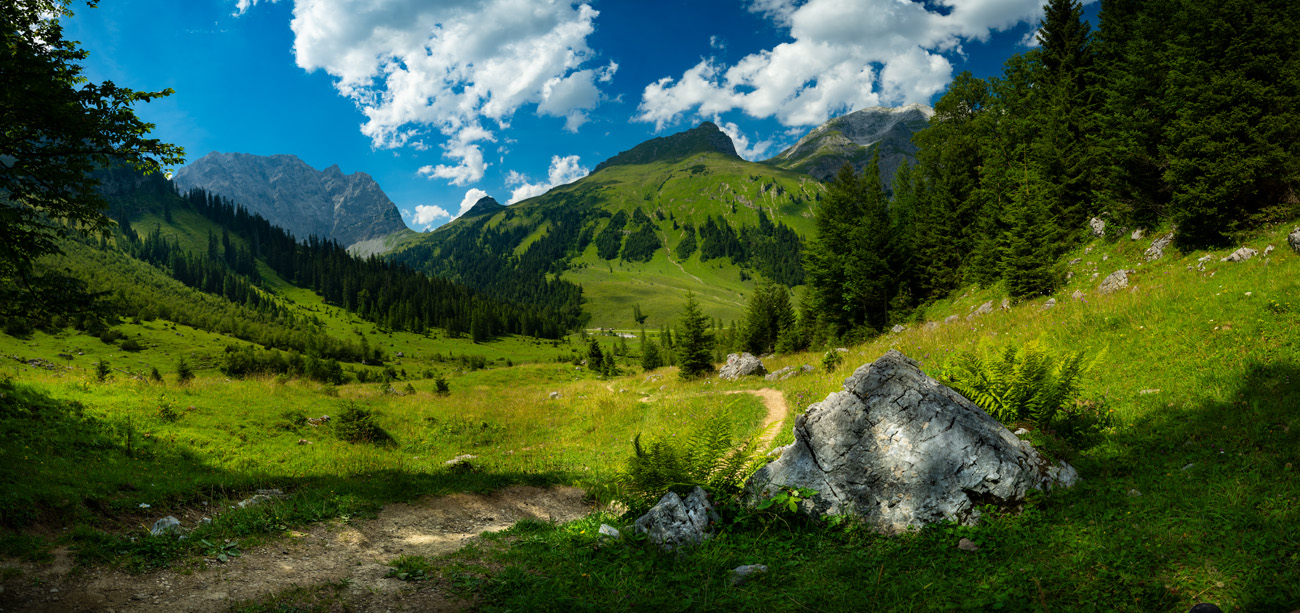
1144, 231, 1175, 261
634, 486, 719, 551
1288, 227, 1300, 255
744, 350, 1078, 534
719, 353, 766, 380
1220, 247, 1258, 263
1098, 269, 1130, 294
1089, 217, 1106, 237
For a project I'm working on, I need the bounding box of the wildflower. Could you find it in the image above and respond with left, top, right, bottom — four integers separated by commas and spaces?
139, 503, 151, 509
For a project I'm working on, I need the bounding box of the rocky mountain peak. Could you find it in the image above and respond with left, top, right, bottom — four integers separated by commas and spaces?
172, 152, 407, 250
765, 104, 933, 188
462, 195, 505, 219
593, 121, 739, 173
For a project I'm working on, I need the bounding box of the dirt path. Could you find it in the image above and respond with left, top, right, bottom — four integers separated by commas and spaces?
725, 388, 790, 449
1, 485, 591, 613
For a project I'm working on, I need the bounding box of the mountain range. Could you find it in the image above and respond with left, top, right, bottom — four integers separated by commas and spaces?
764, 103, 933, 189
171, 152, 410, 252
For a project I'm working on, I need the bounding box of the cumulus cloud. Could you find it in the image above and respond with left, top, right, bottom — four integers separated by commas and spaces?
233, 0, 278, 17
456, 188, 490, 218
640, 0, 1049, 129
714, 118, 774, 161
285, 0, 611, 183
506, 155, 589, 204
410, 204, 451, 230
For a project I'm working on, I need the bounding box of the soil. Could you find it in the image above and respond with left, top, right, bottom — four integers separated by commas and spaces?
724, 388, 791, 448
0, 485, 590, 612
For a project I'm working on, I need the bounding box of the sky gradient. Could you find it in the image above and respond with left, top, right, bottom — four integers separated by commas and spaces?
63, 0, 1097, 231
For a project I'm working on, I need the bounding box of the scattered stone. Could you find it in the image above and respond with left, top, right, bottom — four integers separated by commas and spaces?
1000, 297, 1010, 310
237, 489, 285, 509
1042, 298, 1057, 310
1144, 232, 1176, 261
1289, 227, 1300, 254
923, 322, 939, 331
1013, 428, 1030, 435
965, 301, 994, 321
890, 324, 907, 334
1188, 604, 1223, 613
305, 415, 330, 427
729, 564, 769, 586
835, 348, 849, 353
598, 524, 622, 540
1072, 290, 1085, 301
1127, 489, 1142, 497
1131, 228, 1144, 240
1263, 245, 1274, 257
1220, 247, 1258, 262
765, 364, 815, 382
297, 439, 312, 445
395, 351, 404, 358
1138, 389, 1161, 395
1198, 254, 1215, 262
719, 352, 767, 380
549, 391, 561, 400
958, 538, 980, 552
150, 516, 181, 537
1069, 258, 1082, 265
1089, 217, 1106, 237
1098, 269, 1129, 294
1102, 254, 1110, 261
633, 486, 719, 551
444, 454, 477, 467
1085, 245, 1094, 254
944, 315, 959, 324
744, 350, 1078, 533
1182, 463, 1195, 471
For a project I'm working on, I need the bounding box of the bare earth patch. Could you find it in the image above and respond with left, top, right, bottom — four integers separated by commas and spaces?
1, 485, 591, 612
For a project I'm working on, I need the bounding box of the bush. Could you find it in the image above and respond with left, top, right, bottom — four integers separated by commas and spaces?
941, 344, 1086, 428
95, 359, 111, 382
434, 376, 450, 395
175, 358, 194, 384
98, 328, 124, 344
821, 347, 843, 373
119, 338, 143, 352
334, 403, 393, 446
617, 413, 767, 512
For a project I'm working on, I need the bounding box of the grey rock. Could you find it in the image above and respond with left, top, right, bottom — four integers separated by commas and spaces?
444, 454, 477, 467
765, 364, 814, 382
1072, 290, 1086, 301
965, 301, 994, 321
944, 315, 959, 324
891, 324, 907, 334
1013, 428, 1030, 435
720, 353, 767, 380
1042, 298, 1056, 310
958, 538, 980, 552
743, 350, 1078, 533
1198, 254, 1215, 262
836, 347, 849, 353
634, 486, 719, 551
1127, 489, 1142, 497
729, 564, 769, 586
1000, 297, 1010, 310
150, 516, 181, 537
1098, 269, 1129, 294
1102, 254, 1110, 261
172, 153, 408, 252
1289, 227, 1300, 254
1263, 245, 1274, 257
598, 524, 622, 540
1144, 232, 1176, 261
1089, 217, 1106, 237
1188, 604, 1223, 613
1131, 228, 1145, 240
1220, 247, 1258, 263
549, 391, 561, 400
1069, 258, 1082, 265
1138, 389, 1161, 395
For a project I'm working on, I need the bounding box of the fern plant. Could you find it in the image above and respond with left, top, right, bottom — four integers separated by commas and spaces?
617, 413, 768, 512
941, 343, 1086, 428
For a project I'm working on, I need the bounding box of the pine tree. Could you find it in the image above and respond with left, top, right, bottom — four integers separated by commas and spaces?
675, 292, 714, 380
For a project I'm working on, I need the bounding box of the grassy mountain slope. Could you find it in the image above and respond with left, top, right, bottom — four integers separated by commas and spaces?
394, 150, 824, 329
2, 217, 1296, 611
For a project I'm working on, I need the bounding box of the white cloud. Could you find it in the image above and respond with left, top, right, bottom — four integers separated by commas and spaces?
233, 0, 279, 17
287, 0, 611, 184
709, 35, 726, 51
410, 204, 452, 230
507, 155, 589, 204
640, 0, 1050, 129
457, 188, 490, 218
713, 118, 774, 161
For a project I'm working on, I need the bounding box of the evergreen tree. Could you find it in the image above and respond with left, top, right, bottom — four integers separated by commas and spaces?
741, 278, 795, 355
675, 292, 714, 380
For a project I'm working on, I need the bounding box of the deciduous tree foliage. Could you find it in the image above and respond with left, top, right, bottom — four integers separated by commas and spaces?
1, 1, 184, 318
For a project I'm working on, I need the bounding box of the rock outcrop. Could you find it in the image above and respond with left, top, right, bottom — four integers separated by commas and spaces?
719, 353, 766, 380
1098, 269, 1129, 294
1089, 217, 1106, 237
633, 487, 719, 551
1289, 227, 1300, 254
1144, 231, 1175, 261
172, 152, 408, 251
764, 104, 932, 191
744, 350, 1078, 533
1220, 247, 1258, 262
765, 364, 814, 382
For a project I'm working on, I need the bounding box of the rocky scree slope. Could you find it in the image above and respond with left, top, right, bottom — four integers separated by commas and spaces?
766, 103, 932, 190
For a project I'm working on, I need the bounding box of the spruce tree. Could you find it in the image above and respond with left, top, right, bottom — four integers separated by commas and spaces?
675, 292, 714, 380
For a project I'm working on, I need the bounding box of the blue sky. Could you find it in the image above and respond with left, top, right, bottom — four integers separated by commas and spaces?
64, 0, 1096, 231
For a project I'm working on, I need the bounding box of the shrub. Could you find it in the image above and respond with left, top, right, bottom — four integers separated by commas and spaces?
95, 359, 111, 382
821, 347, 843, 373
98, 328, 124, 344
119, 338, 143, 352
175, 358, 194, 384
617, 413, 767, 512
334, 403, 393, 446
149, 366, 162, 383
434, 376, 450, 395
941, 344, 1086, 428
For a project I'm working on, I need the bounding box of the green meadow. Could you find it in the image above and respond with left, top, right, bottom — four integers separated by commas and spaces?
2, 221, 1298, 611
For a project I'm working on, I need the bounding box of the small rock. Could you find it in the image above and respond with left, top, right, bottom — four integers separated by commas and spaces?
890, 324, 906, 334
297, 439, 312, 445
1000, 297, 1010, 310
958, 538, 980, 552
1102, 254, 1110, 261
1089, 217, 1106, 237
1085, 245, 1094, 254
1289, 226, 1300, 254
1144, 231, 1176, 261
1098, 270, 1129, 294
1188, 604, 1223, 613
549, 391, 560, 399
729, 564, 769, 586
444, 454, 477, 467
1220, 247, 1258, 262
634, 486, 719, 552
598, 524, 622, 540
1263, 245, 1274, 257
1042, 298, 1056, 310
944, 315, 959, 324
1182, 463, 1195, 471
1131, 228, 1144, 240
1072, 290, 1085, 301
835, 347, 848, 353
150, 516, 181, 537
1198, 254, 1214, 262
1127, 489, 1142, 497
719, 352, 767, 380
965, 301, 994, 321
1013, 428, 1029, 435
1138, 389, 1161, 395
1069, 258, 1082, 265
